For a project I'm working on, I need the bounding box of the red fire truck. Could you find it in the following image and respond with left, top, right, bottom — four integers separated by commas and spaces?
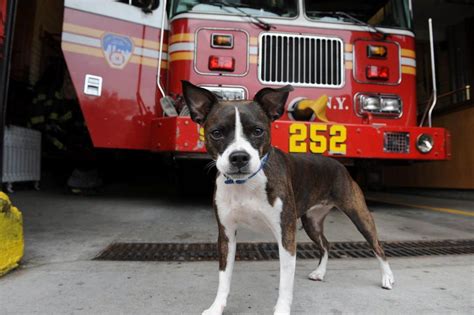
60, 0, 449, 164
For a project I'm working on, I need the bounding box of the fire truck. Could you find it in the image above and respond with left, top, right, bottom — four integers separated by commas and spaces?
60, 0, 449, 167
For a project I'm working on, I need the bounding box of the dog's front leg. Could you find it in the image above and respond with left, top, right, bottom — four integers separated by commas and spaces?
274, 241, 296, 314
202, 222, 236, 315
274, 220, 296, 315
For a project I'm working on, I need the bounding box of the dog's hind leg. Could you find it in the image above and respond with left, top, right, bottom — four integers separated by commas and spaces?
335, 180, 395, 289
301, 205, 332, 281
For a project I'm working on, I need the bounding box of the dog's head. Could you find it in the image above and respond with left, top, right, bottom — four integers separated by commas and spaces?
182, 81, 293, 180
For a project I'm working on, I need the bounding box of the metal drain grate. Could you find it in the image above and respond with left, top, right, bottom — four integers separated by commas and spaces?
94, 239, 474, 261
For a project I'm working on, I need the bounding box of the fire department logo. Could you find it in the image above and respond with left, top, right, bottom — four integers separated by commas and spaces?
101, 33, 133, 69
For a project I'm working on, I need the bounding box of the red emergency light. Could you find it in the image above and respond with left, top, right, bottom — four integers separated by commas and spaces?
208, 55, 235, 72
366, 65, 389, 80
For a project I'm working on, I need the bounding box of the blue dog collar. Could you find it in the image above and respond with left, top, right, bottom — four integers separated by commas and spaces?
223, 152, 270, 185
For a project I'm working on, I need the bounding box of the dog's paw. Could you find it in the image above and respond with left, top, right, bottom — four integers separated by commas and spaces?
381, 272, 395, 290
274, 299, 291, 315
202, 304, 225, 315
308, 268, 326, 281
274, 305, 291, 315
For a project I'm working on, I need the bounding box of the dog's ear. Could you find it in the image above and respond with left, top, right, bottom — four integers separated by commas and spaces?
181, 81, 218, 124
254, 85, 294, 121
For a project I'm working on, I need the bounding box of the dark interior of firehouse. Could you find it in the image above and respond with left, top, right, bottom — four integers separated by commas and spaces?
0, 1, 473, 313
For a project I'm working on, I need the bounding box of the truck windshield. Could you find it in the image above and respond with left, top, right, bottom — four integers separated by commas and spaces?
305, 0, 412, 30
170, 0, 298, 18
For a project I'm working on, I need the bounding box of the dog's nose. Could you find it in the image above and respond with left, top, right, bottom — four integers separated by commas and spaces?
229, 151, 250, 169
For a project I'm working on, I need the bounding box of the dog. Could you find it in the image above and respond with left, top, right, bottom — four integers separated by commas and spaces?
182, 81, 395, 315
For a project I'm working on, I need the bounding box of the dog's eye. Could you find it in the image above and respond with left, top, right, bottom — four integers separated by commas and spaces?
210, 130, 224, 140
252, 127, 264, 137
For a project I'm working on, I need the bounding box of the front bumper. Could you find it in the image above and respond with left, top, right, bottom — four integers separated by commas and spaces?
151, 117, 450, 160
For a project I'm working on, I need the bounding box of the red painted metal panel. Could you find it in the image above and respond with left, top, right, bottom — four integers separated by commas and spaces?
61, 8, 166, 150
151, 117, 205, 152
195, 28, 248, 75
151, 117, 449, 161
60, 7, 447, 162
168, 18, 418, 127
353, 40, 400, 84
271, 120, 447, 160
163, 17, 435, 160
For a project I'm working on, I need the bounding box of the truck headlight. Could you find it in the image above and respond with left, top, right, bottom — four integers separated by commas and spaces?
360, 95, 381, 112
381, 97, 402, 114
357, 93, 402, 117
416, 134, 433, 153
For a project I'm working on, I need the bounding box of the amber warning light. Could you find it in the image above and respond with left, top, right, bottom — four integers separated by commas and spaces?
367, 45, 387, 58
212, 34, 233, 48
208, 55, 235, 72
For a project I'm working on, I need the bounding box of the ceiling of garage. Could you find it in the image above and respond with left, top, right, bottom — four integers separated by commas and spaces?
413, 0, 474, 41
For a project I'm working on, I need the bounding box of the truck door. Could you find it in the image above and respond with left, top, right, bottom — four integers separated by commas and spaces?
0, 0, 17, 183
62, 0, 167, 150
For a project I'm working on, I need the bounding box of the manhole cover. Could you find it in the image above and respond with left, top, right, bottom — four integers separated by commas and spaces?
94, 239, 474, 261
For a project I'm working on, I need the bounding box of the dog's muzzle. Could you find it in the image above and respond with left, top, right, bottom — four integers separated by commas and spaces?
229, 151, 250, 169
223, 152, 269, 185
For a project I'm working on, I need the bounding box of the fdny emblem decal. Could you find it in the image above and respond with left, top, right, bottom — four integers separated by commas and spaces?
101, 33, 133, 69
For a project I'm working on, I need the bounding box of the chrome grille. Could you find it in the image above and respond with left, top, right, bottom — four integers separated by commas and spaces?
384, 132, 410, 153
259, 33, 344, 87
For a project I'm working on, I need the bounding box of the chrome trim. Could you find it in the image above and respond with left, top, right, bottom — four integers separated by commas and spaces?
199, 85, 248, 100
353, 92, 403, 119
409, 0, 413, 22
156, 0, 168, 97
352, 39, 402, 86
258, 32, 344, 88
84, 74, 102, 97
427, 18, 438, 127
193, 27, 249, 77
286, 97, 316, 121
416, 133, 434, 154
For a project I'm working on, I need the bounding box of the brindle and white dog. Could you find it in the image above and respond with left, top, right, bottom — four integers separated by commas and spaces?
182, 81, 394, 315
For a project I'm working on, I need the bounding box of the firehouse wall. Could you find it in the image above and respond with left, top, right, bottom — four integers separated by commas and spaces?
4, 0, 474, 189
382, 0, 474, 189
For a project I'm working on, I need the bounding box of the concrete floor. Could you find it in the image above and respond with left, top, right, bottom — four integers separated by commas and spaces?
1, 187, 473, 314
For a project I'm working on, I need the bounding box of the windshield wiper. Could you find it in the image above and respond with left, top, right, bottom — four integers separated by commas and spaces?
314, 11, 387, 39
206, 0, 273, 31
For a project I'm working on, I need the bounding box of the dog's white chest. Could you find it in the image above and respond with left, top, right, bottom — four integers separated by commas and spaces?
215, 173, 283, 234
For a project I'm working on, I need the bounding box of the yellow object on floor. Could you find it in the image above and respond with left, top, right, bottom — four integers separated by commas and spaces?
0, 192, 24, 276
